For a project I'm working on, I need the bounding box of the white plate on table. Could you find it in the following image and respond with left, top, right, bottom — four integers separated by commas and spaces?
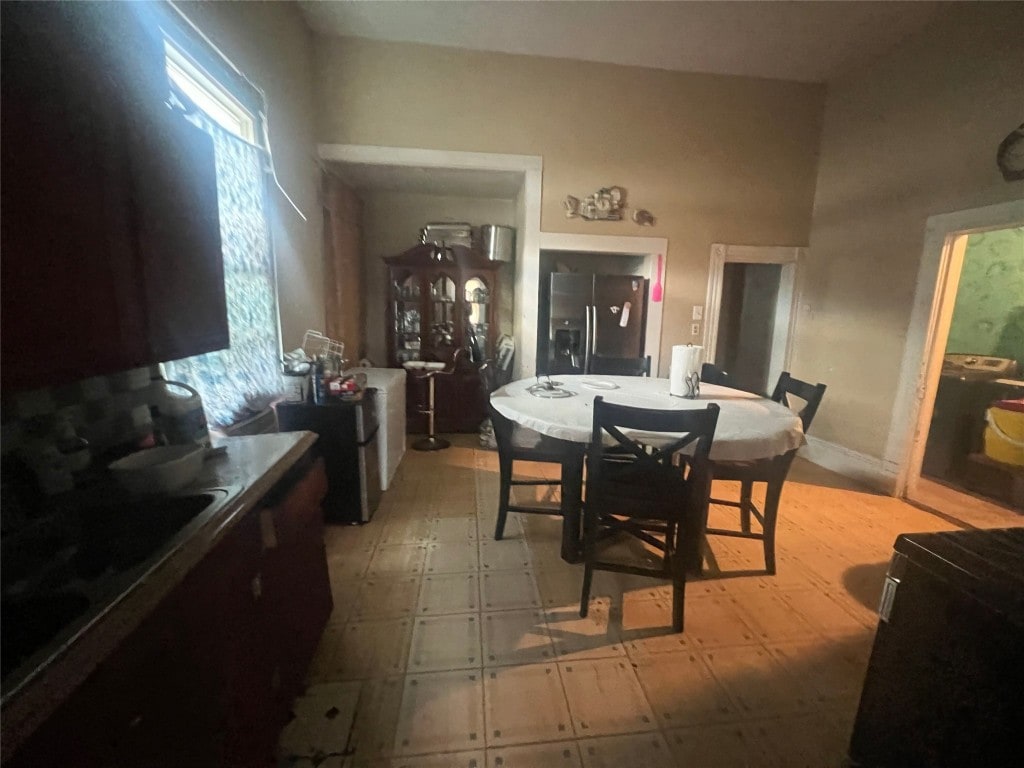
580, 378, 619, 391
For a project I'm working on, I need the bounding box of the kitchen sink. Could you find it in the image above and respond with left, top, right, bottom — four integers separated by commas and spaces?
0, 590, 91, 680
1, 488, 231, 691
73, 490, 224, 578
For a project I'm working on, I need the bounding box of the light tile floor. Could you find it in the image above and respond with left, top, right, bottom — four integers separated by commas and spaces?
279, 436, 1022, 768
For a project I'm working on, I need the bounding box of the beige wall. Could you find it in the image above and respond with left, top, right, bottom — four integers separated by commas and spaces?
314, 37, 826, 369
360, 192, 516, 365
794, 2, 1024, 458
175, 1, 323, 351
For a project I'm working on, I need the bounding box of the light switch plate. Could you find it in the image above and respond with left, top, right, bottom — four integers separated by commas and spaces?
692, 305, 703, 320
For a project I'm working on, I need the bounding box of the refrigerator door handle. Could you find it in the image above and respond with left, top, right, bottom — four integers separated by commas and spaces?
590, 305, 598, 358
584, 304, 592, 374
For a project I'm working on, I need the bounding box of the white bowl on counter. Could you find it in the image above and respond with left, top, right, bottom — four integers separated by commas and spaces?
109, 444, 204, 494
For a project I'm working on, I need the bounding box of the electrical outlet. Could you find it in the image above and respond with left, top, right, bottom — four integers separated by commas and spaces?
691, 323, 700, 336
692, 305, 703, 320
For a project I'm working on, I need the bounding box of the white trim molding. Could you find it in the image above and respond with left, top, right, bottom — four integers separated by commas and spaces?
316, 144, 544, 378
704, 244, 804, 389
317, 144, 543, 174
800, 436, 900, 495
537, 232, 669, 376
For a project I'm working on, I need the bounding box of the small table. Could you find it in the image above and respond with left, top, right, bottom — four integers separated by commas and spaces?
490, 375, 806, 563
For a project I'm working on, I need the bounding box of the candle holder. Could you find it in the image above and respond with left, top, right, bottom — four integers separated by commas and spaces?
684, 371, 700, 399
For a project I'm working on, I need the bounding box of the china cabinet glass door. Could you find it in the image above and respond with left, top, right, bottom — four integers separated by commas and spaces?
429, 274, 456, 352
464, 276, 491, 360
393, 273, 421, 363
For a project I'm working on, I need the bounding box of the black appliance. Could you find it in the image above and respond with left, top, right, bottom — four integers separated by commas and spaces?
847, 527, 1024, 767
921, 354, 1022, 481
544, 273, 646, 375
275, 390, 381, 523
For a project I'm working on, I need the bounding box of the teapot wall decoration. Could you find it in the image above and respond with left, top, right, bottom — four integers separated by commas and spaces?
564, 186, 625, 221
564, 186, 656, 226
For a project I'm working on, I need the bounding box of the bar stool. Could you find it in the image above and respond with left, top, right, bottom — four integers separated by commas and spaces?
407, 349, 466, 451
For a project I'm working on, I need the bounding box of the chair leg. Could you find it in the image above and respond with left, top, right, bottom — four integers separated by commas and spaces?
670, 529, 687, 633
761, 480, 785, 575
739, 480, 753, 533
495, 455, 513, 540
579, 564, 594, 618
579, 504, 599, 618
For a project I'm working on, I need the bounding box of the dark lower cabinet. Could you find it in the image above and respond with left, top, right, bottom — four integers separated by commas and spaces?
5, 456, 333, 768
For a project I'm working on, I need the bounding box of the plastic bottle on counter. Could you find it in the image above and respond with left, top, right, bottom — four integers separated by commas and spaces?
151, 377, 211, 449
312, 358, 326, 404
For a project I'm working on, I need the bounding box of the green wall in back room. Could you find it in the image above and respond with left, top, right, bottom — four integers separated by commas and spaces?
946, 227, 1024, 367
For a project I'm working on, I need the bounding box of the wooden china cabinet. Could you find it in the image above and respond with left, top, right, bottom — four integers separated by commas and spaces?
385, 243, 501, 433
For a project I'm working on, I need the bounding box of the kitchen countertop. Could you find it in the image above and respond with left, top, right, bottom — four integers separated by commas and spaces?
0, 431, 319, 760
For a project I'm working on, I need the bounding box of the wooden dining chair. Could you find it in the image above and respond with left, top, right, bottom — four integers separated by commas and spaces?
700, 362, 731, 386
589, 355, 652, 377
481, 363, 585, 543
704, 372, 826, 574
579, 396, 720, 632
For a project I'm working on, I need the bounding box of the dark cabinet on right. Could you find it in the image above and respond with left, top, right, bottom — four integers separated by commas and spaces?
1, 2, 227, 393
847, 528, 1024, 767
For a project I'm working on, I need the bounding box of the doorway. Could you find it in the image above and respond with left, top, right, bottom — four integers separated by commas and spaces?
536, 232, 668, 377
887, 200, 1024, 517
910, 227, 1024, 510
704, 244, 802, 394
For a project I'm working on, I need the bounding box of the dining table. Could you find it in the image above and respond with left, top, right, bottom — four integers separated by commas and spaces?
489, 374, 806, 566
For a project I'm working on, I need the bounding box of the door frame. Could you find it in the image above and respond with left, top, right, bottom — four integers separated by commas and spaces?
316, 143, 544, 378
886, 200, 1024, 500
703, 243, 804, 390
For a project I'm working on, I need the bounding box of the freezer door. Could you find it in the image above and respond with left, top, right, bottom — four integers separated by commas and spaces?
548, 274, 593, 375
592, 275, 646, 359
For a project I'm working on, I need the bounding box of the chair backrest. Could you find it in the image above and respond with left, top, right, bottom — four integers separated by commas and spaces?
700, 362, 730, 386
495, 335, 515, 386
770, 372, 826, 433
479, 361, 500, 395
589, 355, 652, 377
587, 396, 719, 516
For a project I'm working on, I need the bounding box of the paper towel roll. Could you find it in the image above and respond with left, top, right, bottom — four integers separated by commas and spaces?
669, 345, 702, 398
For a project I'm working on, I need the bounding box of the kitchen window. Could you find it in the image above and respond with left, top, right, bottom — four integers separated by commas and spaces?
158, 33, 282, 429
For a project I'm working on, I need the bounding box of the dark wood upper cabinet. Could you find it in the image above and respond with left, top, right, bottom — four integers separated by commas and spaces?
0, 3, 228, 393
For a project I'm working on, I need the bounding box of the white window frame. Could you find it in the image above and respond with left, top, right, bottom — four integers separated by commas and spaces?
164, 41, 256, 144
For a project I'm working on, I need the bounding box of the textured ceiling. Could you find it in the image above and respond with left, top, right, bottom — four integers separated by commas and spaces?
300, 0, 940, 84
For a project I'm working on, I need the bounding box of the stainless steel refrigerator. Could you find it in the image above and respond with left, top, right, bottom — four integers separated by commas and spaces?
546, 274, 646, 374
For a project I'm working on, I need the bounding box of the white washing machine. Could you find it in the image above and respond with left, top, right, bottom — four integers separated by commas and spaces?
354, 367, 407, 491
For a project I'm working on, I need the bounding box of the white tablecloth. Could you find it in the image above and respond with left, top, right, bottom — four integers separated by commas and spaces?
490, 375, 805, 462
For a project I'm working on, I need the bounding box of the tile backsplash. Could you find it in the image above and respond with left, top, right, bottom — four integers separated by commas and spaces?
2, 365, 165, 499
